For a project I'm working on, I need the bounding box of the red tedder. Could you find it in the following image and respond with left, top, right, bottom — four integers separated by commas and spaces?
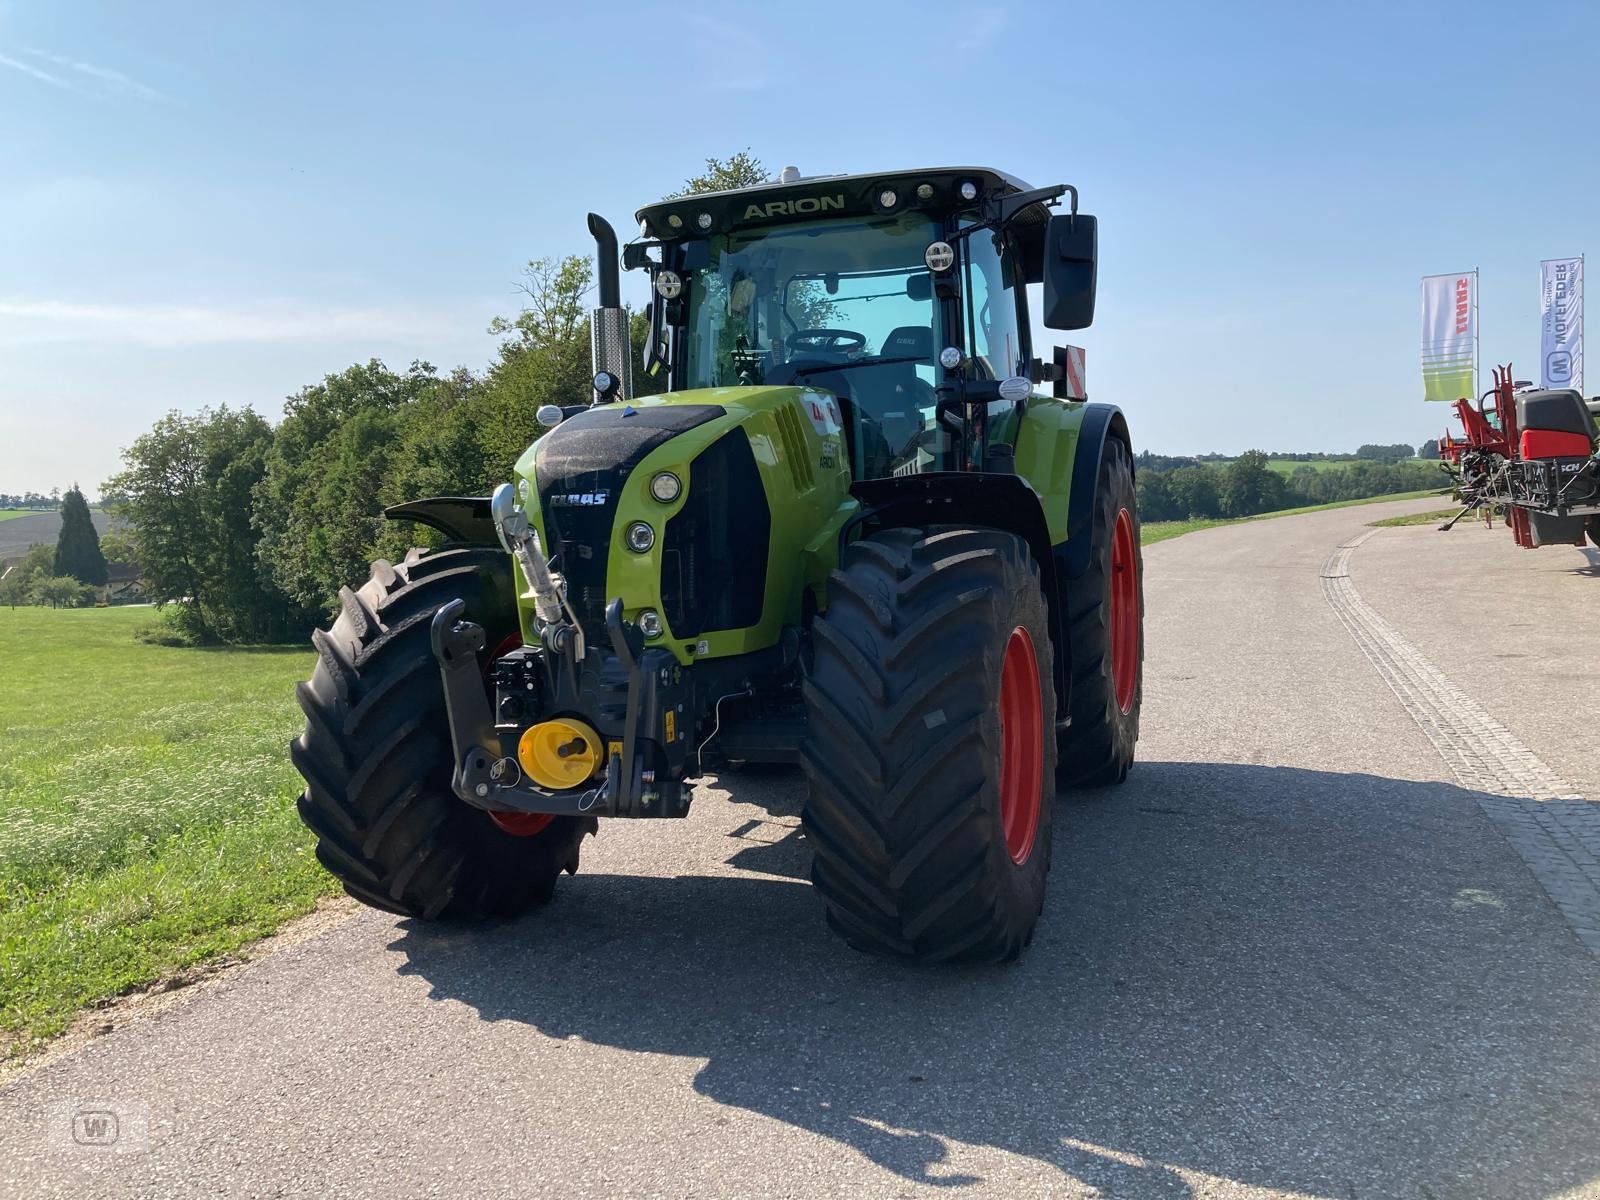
1437, 364, 1600, 548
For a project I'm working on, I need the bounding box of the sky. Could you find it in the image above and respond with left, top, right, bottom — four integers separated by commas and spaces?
1, 0, 1595, 496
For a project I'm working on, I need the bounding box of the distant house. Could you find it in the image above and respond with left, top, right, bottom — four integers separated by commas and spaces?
106, 561, 145, 604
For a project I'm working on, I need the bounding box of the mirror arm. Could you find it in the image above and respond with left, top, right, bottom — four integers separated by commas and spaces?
1029, 356, 1064, 385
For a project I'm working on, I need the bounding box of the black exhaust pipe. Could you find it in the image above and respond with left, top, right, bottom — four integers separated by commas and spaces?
586, 213, 628, 403
587, 213, 620, 309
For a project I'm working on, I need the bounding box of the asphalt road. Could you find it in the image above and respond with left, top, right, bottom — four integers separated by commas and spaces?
6, 495, 1600, 1199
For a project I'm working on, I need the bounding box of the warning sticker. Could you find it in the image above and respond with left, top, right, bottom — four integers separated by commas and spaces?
801, 391, 842, 438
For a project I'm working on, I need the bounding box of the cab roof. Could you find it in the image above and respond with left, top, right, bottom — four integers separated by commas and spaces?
635, 166, 1036, 241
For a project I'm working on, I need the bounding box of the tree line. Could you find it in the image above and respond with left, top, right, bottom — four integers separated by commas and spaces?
0, 490, 65, 510
86, 155, 763, 644
1135, 450, 1445, 523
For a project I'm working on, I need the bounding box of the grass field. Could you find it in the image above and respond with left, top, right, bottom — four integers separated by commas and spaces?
0, 510, 47, 523
1143, 489, 1448, 545
1259, 457, 1432, 477
0, 607, 328, 1058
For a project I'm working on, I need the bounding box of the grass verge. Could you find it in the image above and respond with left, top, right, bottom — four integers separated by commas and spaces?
0, 607, 330, 1059
1367, 508, 1459, 528
0, 510, 47, 523
1144, 489, 1449, 546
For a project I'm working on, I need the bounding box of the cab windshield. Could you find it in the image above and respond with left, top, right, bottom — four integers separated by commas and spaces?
679, 212, 947, 477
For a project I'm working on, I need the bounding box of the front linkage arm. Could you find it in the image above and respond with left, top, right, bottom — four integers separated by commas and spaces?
429, 599, 686, 821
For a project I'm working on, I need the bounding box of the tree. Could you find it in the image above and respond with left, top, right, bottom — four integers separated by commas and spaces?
479, 258, 597, 471
1165, 464, 1221, 519
669, 150, 770, 197
105, 407, 309, 643
1135, 471, 1176, 522
97, 529, 139, 569
53, 484, 108, 586
1355, 442, 1415, 463
253, 360, 448, 614
0, 569, 29, 609
1219, 450, 1287, 517
1419, 438, 1440, 459
29, 574, 91, 609
0, 544, 55, 608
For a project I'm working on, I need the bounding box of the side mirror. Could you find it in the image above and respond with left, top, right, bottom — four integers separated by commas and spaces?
1041, 213, 1097, 331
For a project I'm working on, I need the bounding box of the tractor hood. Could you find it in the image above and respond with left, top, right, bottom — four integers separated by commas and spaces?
512, 387, 854, 664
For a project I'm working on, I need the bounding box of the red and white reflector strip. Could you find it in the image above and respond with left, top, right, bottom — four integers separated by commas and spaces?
1056, 345, 1087, 400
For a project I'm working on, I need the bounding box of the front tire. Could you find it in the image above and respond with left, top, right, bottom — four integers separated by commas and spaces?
290, 546, 595, 920
800, 527, 1056, 963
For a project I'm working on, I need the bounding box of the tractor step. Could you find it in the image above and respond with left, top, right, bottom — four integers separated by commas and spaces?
714, 711, 806, 764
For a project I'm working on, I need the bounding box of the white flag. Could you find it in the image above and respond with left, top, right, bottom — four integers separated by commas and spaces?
1540, 257, 1583, 391
1421, 272, 1476, 401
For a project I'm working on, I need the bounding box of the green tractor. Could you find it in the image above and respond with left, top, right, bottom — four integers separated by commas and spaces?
290, 166, 1142, 962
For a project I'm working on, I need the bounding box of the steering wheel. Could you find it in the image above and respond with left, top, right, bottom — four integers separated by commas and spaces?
786, 328, 867, 358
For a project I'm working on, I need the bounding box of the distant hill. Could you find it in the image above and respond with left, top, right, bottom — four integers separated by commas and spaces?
0, 510, 116, 563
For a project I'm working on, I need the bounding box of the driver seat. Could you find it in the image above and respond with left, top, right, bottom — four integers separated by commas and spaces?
853, 326, 934, 468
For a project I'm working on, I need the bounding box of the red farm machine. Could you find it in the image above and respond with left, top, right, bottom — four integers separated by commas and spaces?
1437, 364, 1600, 548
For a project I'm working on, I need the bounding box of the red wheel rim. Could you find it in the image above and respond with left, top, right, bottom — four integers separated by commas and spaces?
1110, 508, 1139, 715
998, 626, 1044, 867
480, 632, 555, 838
488, 810, 555, 837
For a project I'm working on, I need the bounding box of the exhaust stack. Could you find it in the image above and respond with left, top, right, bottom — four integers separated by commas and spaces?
587, 213, 630, 404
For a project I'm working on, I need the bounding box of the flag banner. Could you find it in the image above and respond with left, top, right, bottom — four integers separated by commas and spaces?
1540, 257, 1583, 392
1421, 272, 1476, 402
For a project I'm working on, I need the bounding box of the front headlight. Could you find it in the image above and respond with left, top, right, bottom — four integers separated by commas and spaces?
625, 521, 655, 553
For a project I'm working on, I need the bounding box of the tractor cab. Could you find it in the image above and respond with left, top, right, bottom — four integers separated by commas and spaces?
630, 167, 1096, 480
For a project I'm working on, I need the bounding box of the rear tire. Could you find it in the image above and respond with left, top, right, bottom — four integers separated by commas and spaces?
1059, 437, 1143, 788
800, 527, 1056, 963
291, 546, 595, 920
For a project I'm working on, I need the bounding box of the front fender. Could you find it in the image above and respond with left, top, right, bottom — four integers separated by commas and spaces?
383, 496, 498, 545
1059, 403, 1132, 579
847, 472, 1066, 708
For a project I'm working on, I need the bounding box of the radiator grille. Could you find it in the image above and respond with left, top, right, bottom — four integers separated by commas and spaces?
661, 429, 770, 638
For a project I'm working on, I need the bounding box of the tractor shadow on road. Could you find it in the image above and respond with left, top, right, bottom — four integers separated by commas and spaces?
392, 761, 1600, 1198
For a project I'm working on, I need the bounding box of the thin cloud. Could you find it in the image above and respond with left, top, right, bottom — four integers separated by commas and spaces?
0, 50, 72, 89
957, 5, 1010, 51
21, 46, 166, 100
682, 15, 768, 93
0, 299, 480, 349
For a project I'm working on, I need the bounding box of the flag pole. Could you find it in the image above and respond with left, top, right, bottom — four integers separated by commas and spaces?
1473, 266, 1481, 398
